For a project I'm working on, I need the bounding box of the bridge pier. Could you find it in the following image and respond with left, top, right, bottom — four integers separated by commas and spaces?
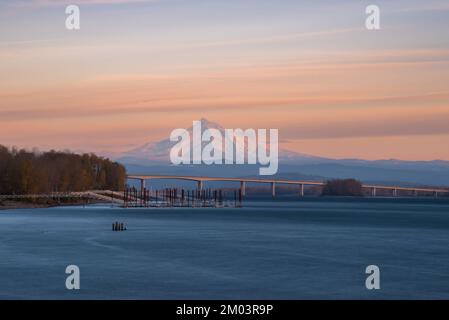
393, 188, 398, 197
140, 179, 145, 191
271, 182, 276, 197
240, 181, 246, 197
299, 184, 304, 197
197, 180, 203, 190
435, 191, 439, 198
372, 187, 377, 197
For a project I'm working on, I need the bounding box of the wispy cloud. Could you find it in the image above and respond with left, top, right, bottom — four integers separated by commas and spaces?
281, 107, 449, 140
397, 3, 449, 13
8, 0, 156, 8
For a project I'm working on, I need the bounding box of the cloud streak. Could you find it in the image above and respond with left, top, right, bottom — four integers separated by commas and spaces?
7, 0, 157, 8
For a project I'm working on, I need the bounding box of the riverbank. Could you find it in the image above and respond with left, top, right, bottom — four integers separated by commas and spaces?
0, 199, 105, 211
0, 200, 52, 210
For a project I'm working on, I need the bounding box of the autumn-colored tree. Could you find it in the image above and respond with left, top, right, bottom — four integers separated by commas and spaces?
0, 145, 126, 194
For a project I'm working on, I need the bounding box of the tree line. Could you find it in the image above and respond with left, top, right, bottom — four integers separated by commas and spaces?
0, 145, 126, 194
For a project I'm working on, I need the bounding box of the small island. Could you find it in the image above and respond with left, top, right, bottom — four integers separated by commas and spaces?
322, 179, 363, 197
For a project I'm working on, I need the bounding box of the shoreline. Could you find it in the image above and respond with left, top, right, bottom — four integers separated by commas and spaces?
0, 201, 52, 210
1, 196, 448, 211
0, 199, 106, 211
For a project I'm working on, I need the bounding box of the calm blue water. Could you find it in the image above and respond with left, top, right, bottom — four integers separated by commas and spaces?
1, 197, 449, 299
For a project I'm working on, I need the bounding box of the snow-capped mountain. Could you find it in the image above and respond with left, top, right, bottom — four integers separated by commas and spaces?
118, 118, 321, 164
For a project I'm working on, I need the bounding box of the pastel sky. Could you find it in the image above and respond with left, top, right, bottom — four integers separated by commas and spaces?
1, 0, 449, 160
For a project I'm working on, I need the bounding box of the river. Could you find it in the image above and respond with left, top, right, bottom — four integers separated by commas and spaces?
1, 197, 448, 299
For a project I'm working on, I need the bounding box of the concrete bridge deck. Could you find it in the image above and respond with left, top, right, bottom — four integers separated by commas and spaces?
127, 174, 449, 197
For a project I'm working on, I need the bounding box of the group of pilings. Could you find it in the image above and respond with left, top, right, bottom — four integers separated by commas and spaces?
112, 222, 126, 231
123, 187, 243, 208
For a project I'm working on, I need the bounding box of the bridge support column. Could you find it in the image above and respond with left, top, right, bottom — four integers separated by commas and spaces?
435, 191, 438, 198
413, 190, 418, 197
372, 187, 377, 197
271, 182, 276, 197
140, 179, 145, 191
197, 180, 203, 190
299, 184, 304, 197
393, 189, 398, 197
240, 181, 246, 197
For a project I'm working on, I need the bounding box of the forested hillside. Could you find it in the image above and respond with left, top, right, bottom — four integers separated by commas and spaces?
0, 145, 126, 194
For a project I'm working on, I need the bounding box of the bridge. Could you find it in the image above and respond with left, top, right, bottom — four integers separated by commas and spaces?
2, 177, 447, 203
127, 175, 449, 197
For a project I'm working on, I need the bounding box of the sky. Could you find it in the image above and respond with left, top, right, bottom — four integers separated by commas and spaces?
1, 0, 449, 160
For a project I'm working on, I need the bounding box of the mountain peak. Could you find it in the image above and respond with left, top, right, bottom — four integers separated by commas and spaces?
194, 118, 224, 131
118, 119, 319, 164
